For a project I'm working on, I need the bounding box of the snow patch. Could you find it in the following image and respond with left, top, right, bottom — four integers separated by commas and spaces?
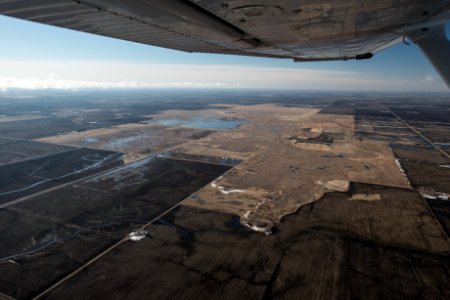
395, 159, 411, 185
241, 219, 273, 235
129, 229, 148, 242
211, 176, 247, 194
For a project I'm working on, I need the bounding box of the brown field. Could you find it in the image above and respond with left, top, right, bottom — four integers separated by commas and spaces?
44, 183, 450, 299
160, 105, 412, 227
427, 199, 450, 237
2, 96, 449, 299
37, 123, 214, 163
392, 144, 450, 164
0, 114, 44, 123
0, 157, 230, 299
36, 103, 416, 231
400, 160, 450, 193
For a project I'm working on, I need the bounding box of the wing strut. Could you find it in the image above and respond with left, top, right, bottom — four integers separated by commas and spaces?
408, 23, 450, 88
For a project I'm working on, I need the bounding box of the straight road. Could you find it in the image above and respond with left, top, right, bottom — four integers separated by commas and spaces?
383, 105, 450, 159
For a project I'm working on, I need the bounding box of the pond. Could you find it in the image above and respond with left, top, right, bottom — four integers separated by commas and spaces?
153, 117, 246, 130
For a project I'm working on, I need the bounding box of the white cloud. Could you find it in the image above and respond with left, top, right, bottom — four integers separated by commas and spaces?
0, 77, 238, 90
0, 59, 447, 92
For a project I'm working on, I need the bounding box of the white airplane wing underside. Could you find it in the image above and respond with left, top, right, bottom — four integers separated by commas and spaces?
1, 0, 449, 86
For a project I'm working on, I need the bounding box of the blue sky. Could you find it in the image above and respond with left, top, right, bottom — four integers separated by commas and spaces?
0, 15, 448, 91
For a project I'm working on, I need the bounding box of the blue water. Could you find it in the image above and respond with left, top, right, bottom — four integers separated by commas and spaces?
155, 118, 183, 127
154, 117, 246, 130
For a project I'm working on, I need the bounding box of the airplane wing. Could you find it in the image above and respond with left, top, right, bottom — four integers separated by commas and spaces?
1, 0, 449, 86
